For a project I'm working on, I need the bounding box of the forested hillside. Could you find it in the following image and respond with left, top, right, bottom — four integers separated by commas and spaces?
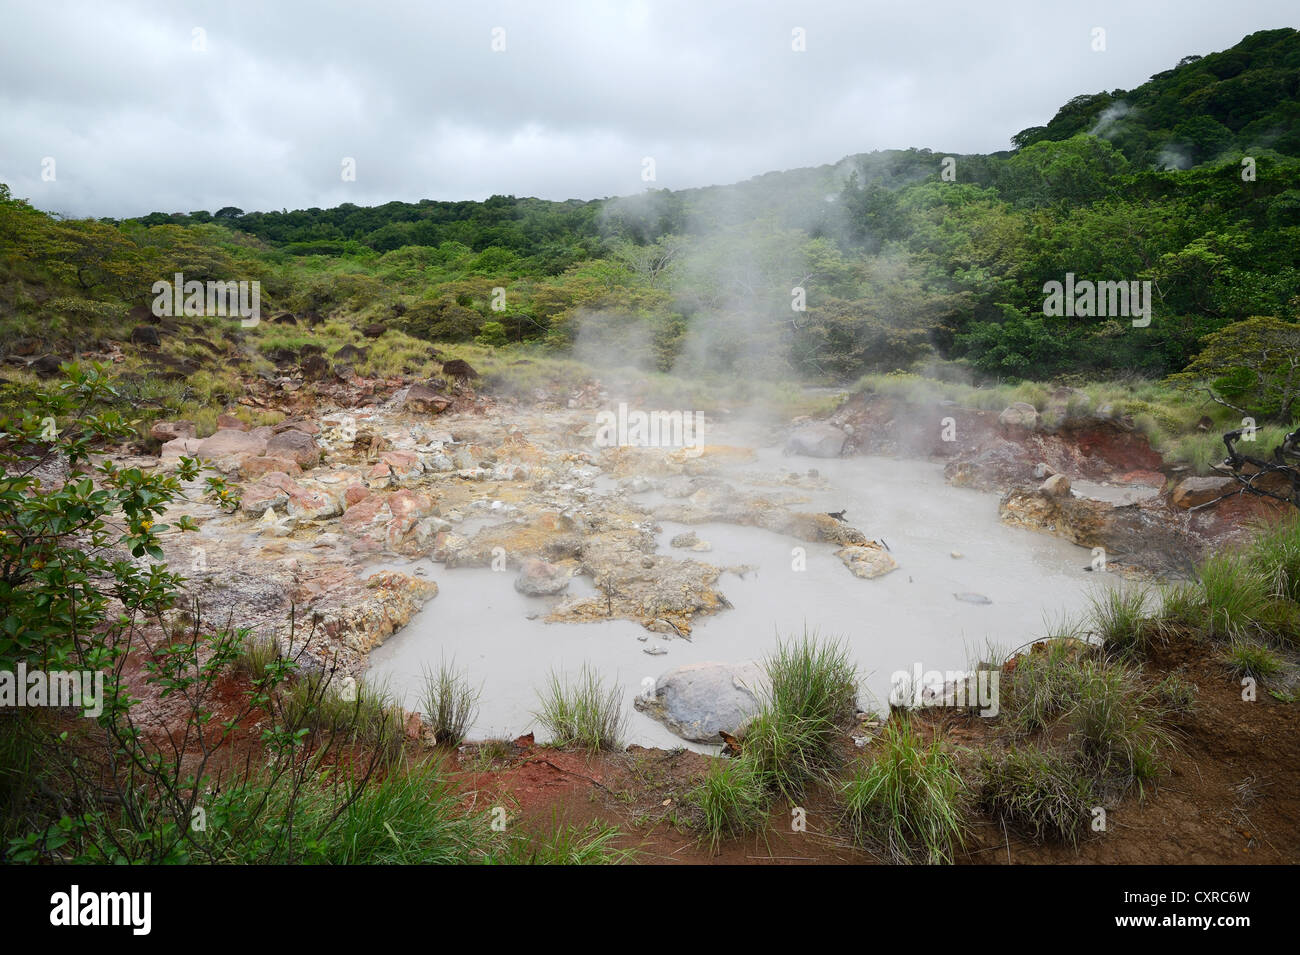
2, 28, 1297, 390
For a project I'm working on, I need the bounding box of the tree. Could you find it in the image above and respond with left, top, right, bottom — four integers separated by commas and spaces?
1172, 316, 1300, 422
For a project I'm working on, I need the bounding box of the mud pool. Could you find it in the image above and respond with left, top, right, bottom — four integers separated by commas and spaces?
368, 447, 1119, 749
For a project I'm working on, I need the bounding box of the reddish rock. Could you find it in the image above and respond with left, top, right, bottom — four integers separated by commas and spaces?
403, 384, 452, 415
241, 455, 303, 479
265, 429, 321, 469
217, 414, 249, 431
343, 483, 371, 507
1172, 476, 1238, 509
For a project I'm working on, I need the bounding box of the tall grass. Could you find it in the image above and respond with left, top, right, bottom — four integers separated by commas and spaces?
419, 657, 481, 747
742, 633, 858, 799
686, 759, 768, 851
534, 664, 626, 752
1090, 585, 1155, 657
1065, 661, 1169, 797
977, 747, 1095, 847
279, 673, 404, 762
841, 718, 966, 865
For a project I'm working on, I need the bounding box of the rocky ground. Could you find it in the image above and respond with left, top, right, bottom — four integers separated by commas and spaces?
86, 364, 1298, 863
116, 370, 1294, 732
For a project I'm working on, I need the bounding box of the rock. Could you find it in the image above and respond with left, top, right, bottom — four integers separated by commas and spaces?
129, 325, 161, 347
334, 344, 369, 363
998, 402, 1040, 430
28, 354, 63, 377
373, 450, 423, 482
785, 422, 846, 458
669, 530, 712, 552
1171, 476, 1237, 509
240, 481, 289, 517
403, 384, 451, 415
441, 358, 478, 382
150, 420, 196, 442
643, 646, 668, 656
954, 592, 992, 605
1040, 473, 1072, 497
633, 661, 768, 744
158, 435, 202, 464
1033, 462, 1054, 479
836, 543, 898, 579
513, 558, 570, 596
240, 455, 302, 479
216, 413, 248, 431
362, 323, 387, 339
300, 353, 330, 380
265, 429, 321, 469
196, 428, 268, 474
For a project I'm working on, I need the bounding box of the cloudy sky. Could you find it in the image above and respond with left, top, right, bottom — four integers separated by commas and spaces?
1, 0, 1293, 218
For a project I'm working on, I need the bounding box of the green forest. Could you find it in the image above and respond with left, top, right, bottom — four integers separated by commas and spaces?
2, 28, 1298, 402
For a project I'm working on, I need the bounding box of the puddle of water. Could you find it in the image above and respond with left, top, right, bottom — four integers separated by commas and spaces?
368, 451, 1119, 748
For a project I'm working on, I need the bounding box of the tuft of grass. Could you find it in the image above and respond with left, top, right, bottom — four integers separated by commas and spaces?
840, 717, 966, 865
1090, 584, 1156, 657
1065, 660, 1170, 797
534, 663, 626, 752
419, 657, 481, 748
742, 632, 858, 800
686, 759, 768, 851
1197, 554, 1272, 641
1153, 672, 1198, 711
1220, 638, 1284, 680
487, 819, 634, 865
279, 672, 404, 762
1005, 636, 1090, 735
977, 746, 1096, 847
1245, 513, 1300, 606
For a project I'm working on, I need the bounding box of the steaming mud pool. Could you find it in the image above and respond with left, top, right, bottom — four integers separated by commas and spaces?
368, 439, 1120, 750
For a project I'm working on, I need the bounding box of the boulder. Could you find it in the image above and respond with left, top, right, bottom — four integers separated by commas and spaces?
129, 325, 161, 347
265, 429, 321, 469
998, 402, 1040, 430
634, 661, 767, 744
403, 384, 451, 415
1171, 476, 1237, 509
240, 455, 302, 479
196, 428, 268, 474
441, 358, 478, 381
513, 558, 570, 596
836, 543, 899, 579
1040, 473, 1072, 497
785, 423, 846, 458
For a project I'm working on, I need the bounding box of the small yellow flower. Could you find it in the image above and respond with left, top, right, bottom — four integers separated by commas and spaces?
141, 520, 154, 531
31, 558, 45, 570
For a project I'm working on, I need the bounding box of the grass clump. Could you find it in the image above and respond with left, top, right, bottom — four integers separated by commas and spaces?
841, 717, 966, 865
742, 633, 858, 799
1066, 660, 1170, 797
977, 746, 1096, 847
279, 673, 404, 762
686, 759, 769, 851
534, 663, 626, 752
1220, 638, 1284, 680
419, 657, 481, 747
1090, 585, 1156, 657
1153, 671, 1198, 711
